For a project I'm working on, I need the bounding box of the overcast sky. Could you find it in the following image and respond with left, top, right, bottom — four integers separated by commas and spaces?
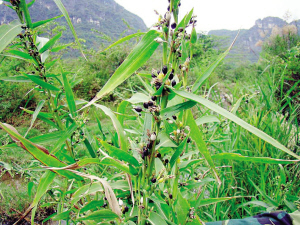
114, 0, 300, 32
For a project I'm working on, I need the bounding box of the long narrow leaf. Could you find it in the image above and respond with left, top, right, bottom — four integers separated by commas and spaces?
173, 89, 300, 160
83, 30, 160, 109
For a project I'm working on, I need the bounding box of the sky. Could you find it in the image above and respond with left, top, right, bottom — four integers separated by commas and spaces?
114, 0, 300, 32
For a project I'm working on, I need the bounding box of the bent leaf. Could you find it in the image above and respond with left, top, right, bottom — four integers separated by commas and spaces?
173, 89, 300, 160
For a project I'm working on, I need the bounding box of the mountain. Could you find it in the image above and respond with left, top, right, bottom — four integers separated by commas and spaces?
0, 0, 147, 48
208, 17, 300, 63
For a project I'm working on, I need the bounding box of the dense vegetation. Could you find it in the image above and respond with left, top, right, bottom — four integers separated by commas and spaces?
0, 0, 299, 224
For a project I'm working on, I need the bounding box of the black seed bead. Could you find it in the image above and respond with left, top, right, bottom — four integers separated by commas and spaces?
151, 96, 157, 101
194, 177, 199, 180
162, 65, 168, 75
151, 178, 157, 183
171, 22, 177, 29
152, 73, 157, 78
103, 203, 107, 207
134, 107, 143, 113
169, 194, 173, 199
148, 101, 154, 107
165, 159, 169, 164
143, 149, 149, 157
155, 83, 162, 90
172, 115, 177, 120
156, 152, 161, 158
147, 142, 153, 149
178, 27, 184, 32
124, 206, 129, 212
187, 137, 191, 143
171, 80, 176, 87
143, 102, 149, 109
169, 73, 174, 80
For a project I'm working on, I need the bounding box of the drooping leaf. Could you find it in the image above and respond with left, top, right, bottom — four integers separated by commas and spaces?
0, 20, 22, 53
173, 89, 300, 160
0, 122, 82, 180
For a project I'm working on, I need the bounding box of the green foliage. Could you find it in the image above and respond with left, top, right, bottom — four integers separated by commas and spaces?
0, 0, 299, 224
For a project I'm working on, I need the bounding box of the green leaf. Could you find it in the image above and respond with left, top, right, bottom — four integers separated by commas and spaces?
170, 137, 188, 169
100, 140, 139, 167
212, 153, 299, 164
32, 15, 63, 29
53, 0, 86, 59
117, 101, 129, 126
0, 122, 82, 180
86, 30, 160, 106
39, 32, 62, 54
80, 200, 104, 213
62, 71, 77, 117
175, 192, 190, 225
6, 50, 33, 60
25, 100, 45, 137
0, 20, 22, 54
248, 178, 278, 207
29, 171, 56, 222
148, 212, 168, 225
186, 109, 221, 185
196, 115, 220, 125
161, 101, 196, 119
127, 93, 149, 104
23, 73, 60, 92
94, 104, 127, 151
51, 123, 78, 154
195, 196, 244, 208
0, 75, 33, 82
27, 0, 35, 8
103, 32, 145, 52
77, 209, 119, 222
52, 210, 71, 221
173, 89, 300, 160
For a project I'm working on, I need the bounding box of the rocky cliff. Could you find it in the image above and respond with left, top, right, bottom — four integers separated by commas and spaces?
209, 17, 300, 63
0, 0, 147, 48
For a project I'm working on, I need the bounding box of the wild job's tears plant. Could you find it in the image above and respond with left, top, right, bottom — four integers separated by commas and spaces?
0, 0, 299, 224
